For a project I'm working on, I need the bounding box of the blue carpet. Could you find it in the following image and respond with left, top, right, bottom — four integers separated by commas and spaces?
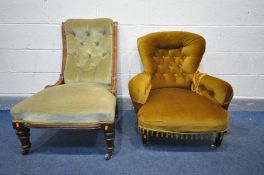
0, 110, 264, 175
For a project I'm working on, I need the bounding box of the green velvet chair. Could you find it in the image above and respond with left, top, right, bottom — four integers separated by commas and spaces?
11, 18, 118, 160
129, 31, 233, 147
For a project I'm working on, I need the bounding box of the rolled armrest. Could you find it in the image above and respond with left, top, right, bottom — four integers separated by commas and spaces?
192, 73, 233, 109
128, 72, 152, 104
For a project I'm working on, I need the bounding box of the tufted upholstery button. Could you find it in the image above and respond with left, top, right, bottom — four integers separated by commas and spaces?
95, 41, 100, 46
87, 53, 91, 59
85, 30, 91, 36
69, 30, 76, 37
101, 52, 107, 59
100, 29, 107, 35
209, 91, 215, 97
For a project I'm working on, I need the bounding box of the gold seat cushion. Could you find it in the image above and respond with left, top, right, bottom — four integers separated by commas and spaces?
11, 83, 116, 125
138, 88, 229, 133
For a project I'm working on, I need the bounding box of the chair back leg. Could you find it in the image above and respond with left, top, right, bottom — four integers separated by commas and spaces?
142, 132, 148, 146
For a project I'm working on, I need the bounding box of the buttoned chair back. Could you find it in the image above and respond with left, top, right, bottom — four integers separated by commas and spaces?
137, 31, 205, 89
64, 19, 114, 85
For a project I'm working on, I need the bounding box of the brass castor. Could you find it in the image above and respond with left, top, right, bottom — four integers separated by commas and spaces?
211, 132, 224, 148
21, 144, 31, 155
104, 152, 112, 160
142, 134, 148, 146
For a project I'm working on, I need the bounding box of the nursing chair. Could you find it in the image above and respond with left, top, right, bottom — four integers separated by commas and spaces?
11, 18, 118, 160
129, 32, 233, 147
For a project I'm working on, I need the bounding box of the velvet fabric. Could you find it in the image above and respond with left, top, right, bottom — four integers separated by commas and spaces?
64, 19, 113, 85
11, 83, 116, 125
128, 72, 152, 104
129, 31, 233, 134
138, 88, 229, 133
137, 31, 205, 89
11, 19, 116, 126
192, 73, 233, 108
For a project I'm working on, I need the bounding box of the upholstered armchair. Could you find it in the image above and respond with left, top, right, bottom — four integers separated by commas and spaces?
11, 19, 118, 160
129, 32, 233, 147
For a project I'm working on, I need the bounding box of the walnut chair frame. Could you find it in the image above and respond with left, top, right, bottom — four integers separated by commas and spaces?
12, 21, 118, 160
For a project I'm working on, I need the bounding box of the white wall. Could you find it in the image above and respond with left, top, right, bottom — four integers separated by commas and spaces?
0, 0, 264, 98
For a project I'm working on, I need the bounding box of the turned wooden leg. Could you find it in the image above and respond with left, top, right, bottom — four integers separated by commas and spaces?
103, 123, 115, 160
212, 132, 224, 147
115, 104, 118, 119
142, 132, 148, 146
12, 122, 31, 155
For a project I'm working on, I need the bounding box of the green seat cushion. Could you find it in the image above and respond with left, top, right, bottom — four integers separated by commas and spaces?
138, 88, 229, 133
11, 83, 116, 125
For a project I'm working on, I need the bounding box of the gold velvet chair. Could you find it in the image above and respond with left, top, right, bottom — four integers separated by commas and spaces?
11, 19, 118, 160
129, 31, 233, 147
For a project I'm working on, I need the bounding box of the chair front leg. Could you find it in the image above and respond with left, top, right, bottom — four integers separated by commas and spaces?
12, 122, 31, 155
103, 123, 115, 160
142, 132, 148, 146
212, 132, 225, 147
115, 104, 118, 119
